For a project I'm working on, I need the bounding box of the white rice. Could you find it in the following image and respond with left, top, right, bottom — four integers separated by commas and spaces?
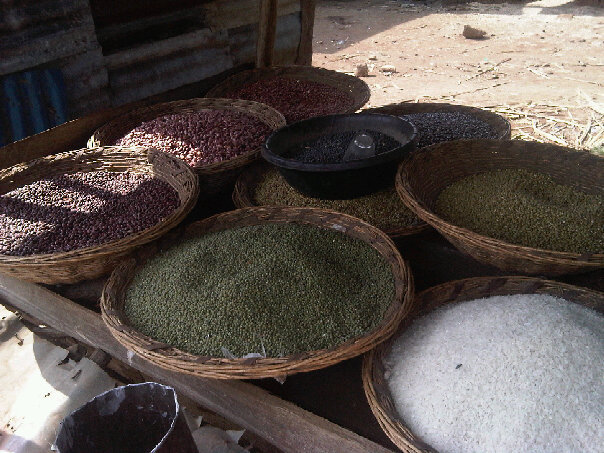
385, 294, 604, 453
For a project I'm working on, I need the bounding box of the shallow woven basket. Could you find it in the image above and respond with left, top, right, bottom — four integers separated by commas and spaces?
88, 98, 286, 197
101, 206, 414, 380
205, 65, 370, 121
233, 163, 428, 237
396, 139, 604, 276
362, 275, 604, 453
365, 102, 511, 144
0, 147, 199, 284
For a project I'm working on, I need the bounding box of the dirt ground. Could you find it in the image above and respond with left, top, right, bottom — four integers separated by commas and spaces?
312, 0, 604, 152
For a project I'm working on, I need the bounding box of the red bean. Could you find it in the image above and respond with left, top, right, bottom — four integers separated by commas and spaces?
0, 172, 179, 256
114, 110, 272, 167
225, 77, 355, 123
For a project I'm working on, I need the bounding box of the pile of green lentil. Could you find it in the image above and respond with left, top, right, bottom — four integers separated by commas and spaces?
435, 168, 604, 253
252, 167, 419, 231
124, 223, 396, 357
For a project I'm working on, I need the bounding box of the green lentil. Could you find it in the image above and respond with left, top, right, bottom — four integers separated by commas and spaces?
124, 223, 396, 357
435, 169, 604, 253
253, 168, 419, 231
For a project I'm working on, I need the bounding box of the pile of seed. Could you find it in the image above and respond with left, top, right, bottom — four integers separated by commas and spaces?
285, 130, 400, 164
113, 110, 272, 167
252, 167, 419, 231
435, 169, 604, 253
0, 171, 179, 256
124, 223, 395, 357
225, 77, 354, 123
385, 294, 604, 453
400, 112, 498, 148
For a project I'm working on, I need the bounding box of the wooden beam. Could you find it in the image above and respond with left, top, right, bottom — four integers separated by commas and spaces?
295, 0, 316, 65
0, 274, 395, 453
256, 0, 278, 68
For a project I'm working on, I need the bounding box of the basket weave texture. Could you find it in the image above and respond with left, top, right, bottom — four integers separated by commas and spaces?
0, 147, 199, 284
88, 98, 286, 197
364, 102, 511, 142
101, 206, 413, 380
205, 65, 370, 120
233, 163, 429, 237
396, 139, 604, 276
362, 275, 604, 453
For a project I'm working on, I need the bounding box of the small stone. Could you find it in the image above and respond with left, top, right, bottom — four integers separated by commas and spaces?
368, 54, 378, 60
380, 65, 397, 73
463, 25, 488, 40
355, 63, 369, 77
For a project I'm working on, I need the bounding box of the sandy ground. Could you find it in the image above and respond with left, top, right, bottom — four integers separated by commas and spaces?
312, 0, 604, 151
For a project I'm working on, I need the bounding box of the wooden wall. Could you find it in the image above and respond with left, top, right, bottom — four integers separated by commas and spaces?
0, 0, 311, 144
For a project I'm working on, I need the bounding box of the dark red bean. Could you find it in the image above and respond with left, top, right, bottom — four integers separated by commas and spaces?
0, 171, 179, 256
225, 77, 355, 123
114, 110, 272, 167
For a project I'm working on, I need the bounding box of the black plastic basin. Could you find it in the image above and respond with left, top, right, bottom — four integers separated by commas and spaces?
261, 113, 417, 199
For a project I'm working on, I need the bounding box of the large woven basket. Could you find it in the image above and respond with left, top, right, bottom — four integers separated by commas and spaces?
205, 65, 370, 122
233, 163, 428, 237
0, 147, 198, 284
362, 275, 604, 453
396, 139, 604, 276
88, 98, 285, 198
101, 206, 414, 379
365, 102, 511, 144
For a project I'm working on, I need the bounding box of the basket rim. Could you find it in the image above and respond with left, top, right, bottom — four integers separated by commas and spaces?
87, 98, 287, 173
232, 162, 429, 237
362, 275, 604, 453
363, 101, 512, 141
101, 206, 414, 379
395, 139, 604, 264
0, 146, 199, 264
205, 65, 371, 114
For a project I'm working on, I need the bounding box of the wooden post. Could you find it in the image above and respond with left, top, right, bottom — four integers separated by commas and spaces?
0, 274, 395, 453
256, 0, 278, 67
295, 0, 316, 65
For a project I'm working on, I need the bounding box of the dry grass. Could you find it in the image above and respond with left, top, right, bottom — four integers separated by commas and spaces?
485, 92, 604, 156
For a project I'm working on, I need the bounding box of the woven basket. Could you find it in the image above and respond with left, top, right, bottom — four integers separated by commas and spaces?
362, 275, 604, 453
101, 206, 414, 380
365, 102, 511, 144
0, 147, 199, 285
88, 98, 286, 198
233, 163, 428, 237
205, 65, 370, 121
396, 139, 604, 276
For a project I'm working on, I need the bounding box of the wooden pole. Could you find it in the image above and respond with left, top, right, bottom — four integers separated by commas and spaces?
0, 274, 395, 453
295, 0, 316, 65
256, 0, 278, 67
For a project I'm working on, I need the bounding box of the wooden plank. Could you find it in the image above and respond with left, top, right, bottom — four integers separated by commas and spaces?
0, 26, 100, 76
295, 0, 316, 65
256, 0, 278, 68
105, 29, 219, 69
0, 274, 395, 453
204, 0, 299, 31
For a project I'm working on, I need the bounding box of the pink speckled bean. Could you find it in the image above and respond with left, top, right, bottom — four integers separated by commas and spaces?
226, 77, 354, 123
114, 110, 272, 167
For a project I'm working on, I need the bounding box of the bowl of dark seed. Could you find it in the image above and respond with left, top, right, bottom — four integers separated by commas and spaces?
396, 139, 604, 275
88, 98, 285, 197
233, 163, 428, 237
262, 113, 417, 199
101, 206, 413, 379
0, 147, 198, 284
365, 102, 511, 148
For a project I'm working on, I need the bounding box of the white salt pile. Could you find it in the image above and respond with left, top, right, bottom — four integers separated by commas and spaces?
385, 294, 604, 453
